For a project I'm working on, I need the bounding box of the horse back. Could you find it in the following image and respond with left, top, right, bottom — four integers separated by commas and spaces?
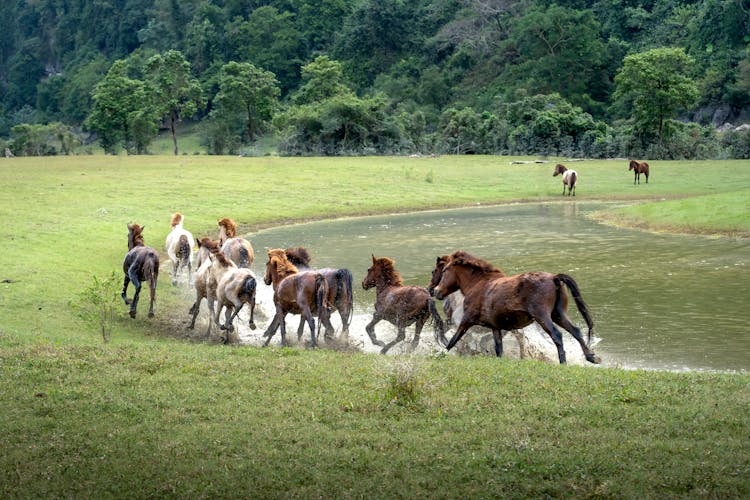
462, 272, 556, 327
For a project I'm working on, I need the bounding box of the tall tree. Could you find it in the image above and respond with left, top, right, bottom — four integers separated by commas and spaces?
613, 47, 699, 146
144, 50, 204, 155
212, 61, 280, 143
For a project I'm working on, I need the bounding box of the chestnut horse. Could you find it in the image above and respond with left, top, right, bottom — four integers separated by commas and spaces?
165, 212, 195, 285
362, 256, 447, 354
629, 160, 649, 184
284, 247, 354, 338
122, 223, 159, 318
217, 217, 254, 268
263, 249, 331, 347
431, 251, 598, 364
553, 163, 577, 196
428, 255, 527, 357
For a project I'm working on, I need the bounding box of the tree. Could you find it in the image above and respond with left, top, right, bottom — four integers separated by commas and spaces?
613, 47, 699, 146
144, 50, 204, 155
292, 56, 353, 105
85, 60, 155, 154
212, 61, 280, 143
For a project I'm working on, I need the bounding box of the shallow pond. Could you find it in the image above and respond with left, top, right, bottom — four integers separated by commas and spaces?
247, 203, 749, 372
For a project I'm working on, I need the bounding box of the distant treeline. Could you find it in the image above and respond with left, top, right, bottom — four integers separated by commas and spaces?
1, 0, 748, 158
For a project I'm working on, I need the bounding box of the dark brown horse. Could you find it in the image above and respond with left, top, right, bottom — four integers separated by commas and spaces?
553, 163, 577, 196
284, 247, 354, 338
122, 223, 159, 318
431, 251, 598, 364
629, 160, 650, 184
263, 248, 331, 347
362, 255, 447, 354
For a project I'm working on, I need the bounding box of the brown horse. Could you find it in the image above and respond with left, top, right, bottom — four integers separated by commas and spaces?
629, 160, 650, 184
362, 255, 447, 354
122, 223, 159, 318
217, 217, 254, 267
428, 255, 527, 357
284, 247, 354, 338
431, 251, 598, 364
553, 163, 577, 196
263, 248, 331, 347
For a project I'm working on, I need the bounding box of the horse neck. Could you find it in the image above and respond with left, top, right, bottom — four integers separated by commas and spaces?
454, 265, 498, 293
269, 264, 297, 290
129, 236, 145, 250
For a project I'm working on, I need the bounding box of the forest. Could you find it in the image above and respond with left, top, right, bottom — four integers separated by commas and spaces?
0, 0, 748, 158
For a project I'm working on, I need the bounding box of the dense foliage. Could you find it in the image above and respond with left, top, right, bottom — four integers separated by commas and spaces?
0, 0, 748, 158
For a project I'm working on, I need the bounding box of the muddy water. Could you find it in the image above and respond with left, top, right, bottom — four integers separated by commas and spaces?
243, 203, 749, 372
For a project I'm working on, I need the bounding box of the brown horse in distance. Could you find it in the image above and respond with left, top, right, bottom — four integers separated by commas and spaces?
122, 223, 159, 318
431, 251, 598, 364
629, 160, 650, 184
263, 248, 331, 347
553, 163, 577, 196
217, 217, 254, 268
362, 255, 447, 354
284, 247, 354, 338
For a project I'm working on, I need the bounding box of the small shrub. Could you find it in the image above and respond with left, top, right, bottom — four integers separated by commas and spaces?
383, 355, 427, 408
69, 271, 122, 343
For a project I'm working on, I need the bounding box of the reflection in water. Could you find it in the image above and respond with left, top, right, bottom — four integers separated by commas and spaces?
246, 203, 750, 372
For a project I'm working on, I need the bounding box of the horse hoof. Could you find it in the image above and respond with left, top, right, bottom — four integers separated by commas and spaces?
129, 311, 136, 319
248, 322, 257, 330
148, 312, 154, 318
586, 354, 601, 364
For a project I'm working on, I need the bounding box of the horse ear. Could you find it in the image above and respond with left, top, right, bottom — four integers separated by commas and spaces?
372, 254, 376, 264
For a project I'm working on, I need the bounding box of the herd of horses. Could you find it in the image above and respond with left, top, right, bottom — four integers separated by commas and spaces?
120, 160, 650, 363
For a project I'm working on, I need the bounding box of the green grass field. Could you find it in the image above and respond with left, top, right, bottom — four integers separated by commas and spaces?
1, 155, 749, 497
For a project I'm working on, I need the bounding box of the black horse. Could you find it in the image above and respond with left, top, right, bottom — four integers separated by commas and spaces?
122, 223, 159, 318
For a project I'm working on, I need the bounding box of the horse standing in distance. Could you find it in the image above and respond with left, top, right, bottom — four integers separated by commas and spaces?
553, 163, 577, 196
122, 223, 159, 318
362, 255, 447, 354
284, 247, 354, 339
217, 217, 254, 268
629, 160, 650, 184
165, 212, 195, 286
431, 251, 599, 364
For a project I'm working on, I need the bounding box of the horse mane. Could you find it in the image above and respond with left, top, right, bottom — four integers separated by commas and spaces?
373, 257, 403, 286
554, 163, 567, 175
217, 218, 237, 238
170, 212, 184, 228
284, 247, 312, 268
198, 237, 219, 250
268, 248, 298, 275
128, 223, 145, 247
449, 251, 504, 275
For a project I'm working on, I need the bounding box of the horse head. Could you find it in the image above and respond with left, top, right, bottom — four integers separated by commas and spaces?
264, 248, 297, 288
553, 164, 567, 176
217, 217, 237, 244
127, 223, 145, 250
170, 212, 184, 228
428, 255, 451, 296
362, 255, 403, 291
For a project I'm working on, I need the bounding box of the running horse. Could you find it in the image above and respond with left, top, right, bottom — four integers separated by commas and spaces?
284, 247, 354, 338
165, 212, 195, 285
188, 237, 220, 333
263, 248, 331, 348
217, 217, 255, 268
553, 163, 577, 196
431, 251, 598, 364
629, 160, 650, 184
362, 255, 447, 354
122, 223, 159, 318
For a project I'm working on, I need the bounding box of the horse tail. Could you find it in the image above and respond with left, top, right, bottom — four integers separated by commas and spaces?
555, 274, 594, 345
242, 275, 257, 297
427, 298, 448, 347
335, 268, 354, 330
238, 246, 250, 268
177, 234, 190, 263
569, 171, 577, 187
314, 274, 328, 341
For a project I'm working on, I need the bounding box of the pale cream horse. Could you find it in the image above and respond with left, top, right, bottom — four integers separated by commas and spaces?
165, 212, 195, 285
217, 217, 255, 268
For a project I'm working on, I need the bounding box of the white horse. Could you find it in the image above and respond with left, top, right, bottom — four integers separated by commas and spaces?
553, 163, 578, 196
165, 212, 195, 285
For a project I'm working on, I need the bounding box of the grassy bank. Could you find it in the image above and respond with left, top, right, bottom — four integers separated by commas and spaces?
1, 155, 749, 497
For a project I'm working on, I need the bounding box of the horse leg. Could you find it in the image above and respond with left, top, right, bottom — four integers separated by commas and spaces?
553, 311, 598, 364
247, 298, 257, 330
492, 329, 504, 357
380, 326, 406, 355
537, 317, 567, 364
147, 278, 156, 318
302, 307, 317, 348
446, 319, 476, 351
365, 314, 385, 347
262, 311, 282, 346
121, 275, 131, 305
410, 318, 426, 350
188, 296, 202, 329
171, 259, 179, 286
129, 280, 141, 319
